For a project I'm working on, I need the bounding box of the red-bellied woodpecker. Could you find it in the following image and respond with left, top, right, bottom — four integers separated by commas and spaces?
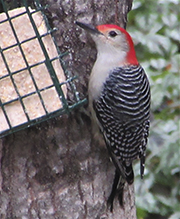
76, 21, 151, 211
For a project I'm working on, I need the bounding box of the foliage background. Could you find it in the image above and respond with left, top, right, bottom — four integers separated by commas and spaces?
128, 0, 180, 218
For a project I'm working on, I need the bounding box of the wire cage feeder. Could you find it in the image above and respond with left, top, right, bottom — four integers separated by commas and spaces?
0, 0, 86, 138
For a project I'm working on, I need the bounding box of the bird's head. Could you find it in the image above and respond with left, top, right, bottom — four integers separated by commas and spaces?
76, 21, 138, 66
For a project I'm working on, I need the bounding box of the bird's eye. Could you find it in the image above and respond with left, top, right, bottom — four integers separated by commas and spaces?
109, 31, 118, 37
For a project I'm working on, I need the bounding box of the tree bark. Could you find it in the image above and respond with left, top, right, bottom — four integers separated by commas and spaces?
0, 0, 137, 218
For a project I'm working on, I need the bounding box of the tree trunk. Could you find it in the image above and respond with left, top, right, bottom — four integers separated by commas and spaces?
0, 0, 137, 218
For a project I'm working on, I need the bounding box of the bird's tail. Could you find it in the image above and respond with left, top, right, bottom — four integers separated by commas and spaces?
107, 161, 134, 211
122, 160, 134, 184
107, 169, 125, 211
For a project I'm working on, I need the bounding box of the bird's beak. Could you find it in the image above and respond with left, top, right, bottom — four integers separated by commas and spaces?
76, 21, 102, 35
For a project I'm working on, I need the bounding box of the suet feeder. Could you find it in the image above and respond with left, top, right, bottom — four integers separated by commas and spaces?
0, 0, 86, 138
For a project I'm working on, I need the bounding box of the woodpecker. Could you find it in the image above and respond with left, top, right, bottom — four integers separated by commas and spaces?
76, 21, 151, 211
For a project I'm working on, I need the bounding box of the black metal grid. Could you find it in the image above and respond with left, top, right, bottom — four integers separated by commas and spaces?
0, 0, 86, 138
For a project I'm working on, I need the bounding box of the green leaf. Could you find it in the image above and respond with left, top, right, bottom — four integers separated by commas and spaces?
128, 1, 180, 218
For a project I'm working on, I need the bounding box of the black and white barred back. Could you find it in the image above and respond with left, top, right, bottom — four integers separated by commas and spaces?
93, 65, 151, 184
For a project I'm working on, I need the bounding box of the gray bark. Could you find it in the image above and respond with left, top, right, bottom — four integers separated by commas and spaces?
0, 0, 137, 218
